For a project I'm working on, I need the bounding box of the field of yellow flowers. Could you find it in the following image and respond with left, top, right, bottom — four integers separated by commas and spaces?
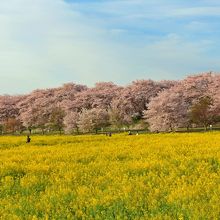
1, 132, 220, 219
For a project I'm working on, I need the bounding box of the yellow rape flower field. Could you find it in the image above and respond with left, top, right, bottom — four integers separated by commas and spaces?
0, 132, 220, 219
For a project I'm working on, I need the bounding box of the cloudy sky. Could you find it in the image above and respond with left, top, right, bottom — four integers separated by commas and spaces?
0, 0, 220, 94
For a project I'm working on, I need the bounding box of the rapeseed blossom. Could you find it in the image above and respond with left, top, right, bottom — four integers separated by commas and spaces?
0, 132, 220, 219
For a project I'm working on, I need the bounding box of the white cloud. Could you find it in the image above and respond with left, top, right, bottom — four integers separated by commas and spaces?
169, 6, 220, 17
0, 0, 113, 93
0, 0, 219, 94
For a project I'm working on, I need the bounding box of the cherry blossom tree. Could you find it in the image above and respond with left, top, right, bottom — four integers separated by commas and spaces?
18, 83, 86, 133
3, 118, 23, 134
77, 108, 109, 133
18, 91, 50, 133
70, 82, 122, 112
110, 79, 176, 127
208, 74, 220, 122
63, 82, 121, 132
63, 111, 79, 134
0, 95, 21, 124
145, 73, 219, 132
0, 95, 22, 133
144, 87, 188, 132
108, 99, 132, 129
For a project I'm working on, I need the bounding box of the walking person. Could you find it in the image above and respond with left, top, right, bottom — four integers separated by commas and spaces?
26, 135, 31, 143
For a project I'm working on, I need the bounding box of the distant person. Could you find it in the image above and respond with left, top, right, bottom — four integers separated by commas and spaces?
136, 131, 139, 135
26, 135, 31, 143
109, 132, 112, 137
128, 131, 132, 135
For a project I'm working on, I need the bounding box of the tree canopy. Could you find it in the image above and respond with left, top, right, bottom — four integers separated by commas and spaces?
0, 73, 219, 134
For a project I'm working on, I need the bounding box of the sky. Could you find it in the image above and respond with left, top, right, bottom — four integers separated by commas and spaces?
0, 0, 220, 94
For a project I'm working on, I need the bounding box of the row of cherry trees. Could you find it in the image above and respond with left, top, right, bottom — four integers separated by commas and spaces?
0, 73, 219, 134
145, 73, 220, 131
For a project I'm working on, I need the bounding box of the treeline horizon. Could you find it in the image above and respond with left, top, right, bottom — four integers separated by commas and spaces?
0, 72, 219, 134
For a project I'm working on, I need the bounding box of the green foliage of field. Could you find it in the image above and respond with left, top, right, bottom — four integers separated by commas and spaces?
1, 133, 220, 219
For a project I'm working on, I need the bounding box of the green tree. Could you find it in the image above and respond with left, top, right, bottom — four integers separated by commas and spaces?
190, 96, 213, 130
48, 107, 65, 134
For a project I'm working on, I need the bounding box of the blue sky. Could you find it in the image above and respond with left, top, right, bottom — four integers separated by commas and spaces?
0, 0, 220, 94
